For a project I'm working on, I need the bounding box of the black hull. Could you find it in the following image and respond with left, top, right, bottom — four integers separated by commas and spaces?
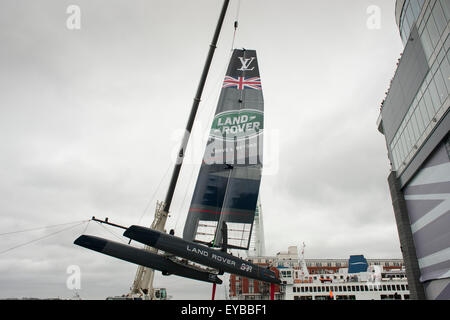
74, 235, 222, 284
123, 225, 280, 285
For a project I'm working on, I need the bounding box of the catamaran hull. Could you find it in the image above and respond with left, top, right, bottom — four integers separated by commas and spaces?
123, 225, 280, 285
74, 235, 222, 284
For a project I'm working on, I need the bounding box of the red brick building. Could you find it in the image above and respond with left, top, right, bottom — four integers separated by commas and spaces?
229, 266, 281, 300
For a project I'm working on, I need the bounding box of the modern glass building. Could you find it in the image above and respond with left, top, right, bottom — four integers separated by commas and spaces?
377, 0, 449, 300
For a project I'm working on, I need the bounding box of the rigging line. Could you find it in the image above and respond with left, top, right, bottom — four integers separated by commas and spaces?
170, 51, 233, 234
0, 220, 90, 237
0, 221, 88, 256
173, 163, 197, 232
81, 219, 91, 235
94, 221, 127, 244
136, 162, 172, 226
136, 50, 228, 229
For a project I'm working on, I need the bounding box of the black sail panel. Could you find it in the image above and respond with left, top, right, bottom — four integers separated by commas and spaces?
183, 49, 263, 250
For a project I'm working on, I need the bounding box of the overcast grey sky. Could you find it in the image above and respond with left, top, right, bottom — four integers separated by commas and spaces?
0, 0, 404, 299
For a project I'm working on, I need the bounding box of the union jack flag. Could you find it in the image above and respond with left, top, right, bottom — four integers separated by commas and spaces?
222, 76, 262, 90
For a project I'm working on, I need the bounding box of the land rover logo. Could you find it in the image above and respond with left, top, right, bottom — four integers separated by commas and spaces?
210, 109, 263, 141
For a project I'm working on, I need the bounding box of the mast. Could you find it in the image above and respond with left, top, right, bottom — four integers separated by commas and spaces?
130, 0, 230, 298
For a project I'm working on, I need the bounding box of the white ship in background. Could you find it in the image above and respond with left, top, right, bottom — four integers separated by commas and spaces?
230, 245, 410, 300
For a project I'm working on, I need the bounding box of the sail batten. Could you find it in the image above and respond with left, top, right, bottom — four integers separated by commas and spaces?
183, 49, 264, 250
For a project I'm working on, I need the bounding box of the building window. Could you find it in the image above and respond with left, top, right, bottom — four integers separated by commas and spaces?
388, 0, 450, 172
